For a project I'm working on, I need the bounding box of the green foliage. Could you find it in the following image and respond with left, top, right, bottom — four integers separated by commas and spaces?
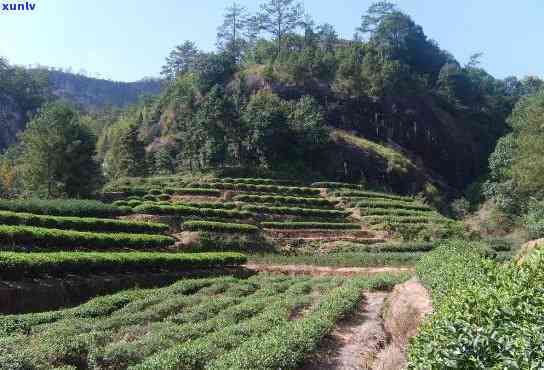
0, 224, 175, 251
183, 220, 259, 234
262, 221, 360, 230
18, 102, 102, 197
524, 199, 544, 239
104, 115, 147, 179
0, 210, 168, 234
485, 91, 544, 214
409, 241, 544, 369
450, 197, 471, 220
0, 252, 246, 280
0, 198, 121, 218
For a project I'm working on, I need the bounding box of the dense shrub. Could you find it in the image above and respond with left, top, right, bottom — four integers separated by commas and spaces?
243, 205, 349, 218
409, 241, 544, 368
0, 252, 247, 280
262, 221, 360, 230
183, 221, 259, 234
0, 225, 175, 251
0, 199, 121, 218
525, 199, 544, 239
0, 210, 168, 234
233, 194, 335, 208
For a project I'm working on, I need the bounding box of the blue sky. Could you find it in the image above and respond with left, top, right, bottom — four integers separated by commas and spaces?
0, 0, 542, 82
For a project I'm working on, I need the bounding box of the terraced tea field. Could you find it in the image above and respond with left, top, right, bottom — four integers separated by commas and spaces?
0, 175, 477, 368
0, 273, 407, 369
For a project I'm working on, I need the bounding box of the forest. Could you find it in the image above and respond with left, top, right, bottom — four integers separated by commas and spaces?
0, 1, 543, 369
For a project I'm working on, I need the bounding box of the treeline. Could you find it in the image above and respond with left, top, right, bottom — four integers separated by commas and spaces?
95, 0, 539, 182
1, 1, 543, 200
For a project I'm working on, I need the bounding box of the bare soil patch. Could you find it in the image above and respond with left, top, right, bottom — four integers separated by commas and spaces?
301, 292, 388, 370
373, 278, 433, 370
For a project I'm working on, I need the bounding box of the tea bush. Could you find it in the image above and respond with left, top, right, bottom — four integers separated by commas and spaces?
0, 199, 121, 218
0, 225, 175, 250
0, 210, 168, 234
0, 252, 247, 280
183, 221, 259, 234
409, 241, 544, 369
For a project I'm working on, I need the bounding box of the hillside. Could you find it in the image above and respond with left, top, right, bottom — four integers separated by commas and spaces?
44, 69, 162, 109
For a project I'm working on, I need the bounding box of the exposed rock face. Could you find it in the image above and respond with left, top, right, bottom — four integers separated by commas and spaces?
262, 78, 503, 191
374, 278, 433, 370
324, 94, 496, 189
0, 93, 26, 151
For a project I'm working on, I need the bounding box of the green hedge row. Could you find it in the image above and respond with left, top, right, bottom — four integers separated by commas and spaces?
133, 204, 255, 219
165, 188, 222, 197
355, 199, 431, 211
0, 199, 121, 218
0, 210, 168, 234
243, 205, 349, 218
0, 225, 175, 251
233, 194, 335, 208
0, 251, 247, 280
189, 182, 320, 196
409, 241, 544, 368
262, 221, 361, 230
359, 207, 435, 217
184, 221, 260, 234
362, 215, 448, 226
311, 182, 365, 190
222, 177, 299, 186
335, 190, 414, 202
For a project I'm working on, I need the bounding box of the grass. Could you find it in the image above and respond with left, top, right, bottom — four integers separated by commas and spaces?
249, 252, 423, 267
0, 210, 168, 234
0, 273, 407, 369
0, 224, 175, 251
333, 130, 415, 174
0, 252, 247, 280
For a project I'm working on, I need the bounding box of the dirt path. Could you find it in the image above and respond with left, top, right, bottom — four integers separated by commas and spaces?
301, 292, 388, 370
246, 263, 413, 277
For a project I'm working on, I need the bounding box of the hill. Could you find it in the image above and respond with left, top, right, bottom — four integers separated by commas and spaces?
44, 69, 162, 109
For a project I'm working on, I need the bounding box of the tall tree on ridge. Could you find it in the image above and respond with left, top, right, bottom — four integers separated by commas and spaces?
217, 2, 249, 64
257, 0, 304, 57
161, 41, 201, 80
